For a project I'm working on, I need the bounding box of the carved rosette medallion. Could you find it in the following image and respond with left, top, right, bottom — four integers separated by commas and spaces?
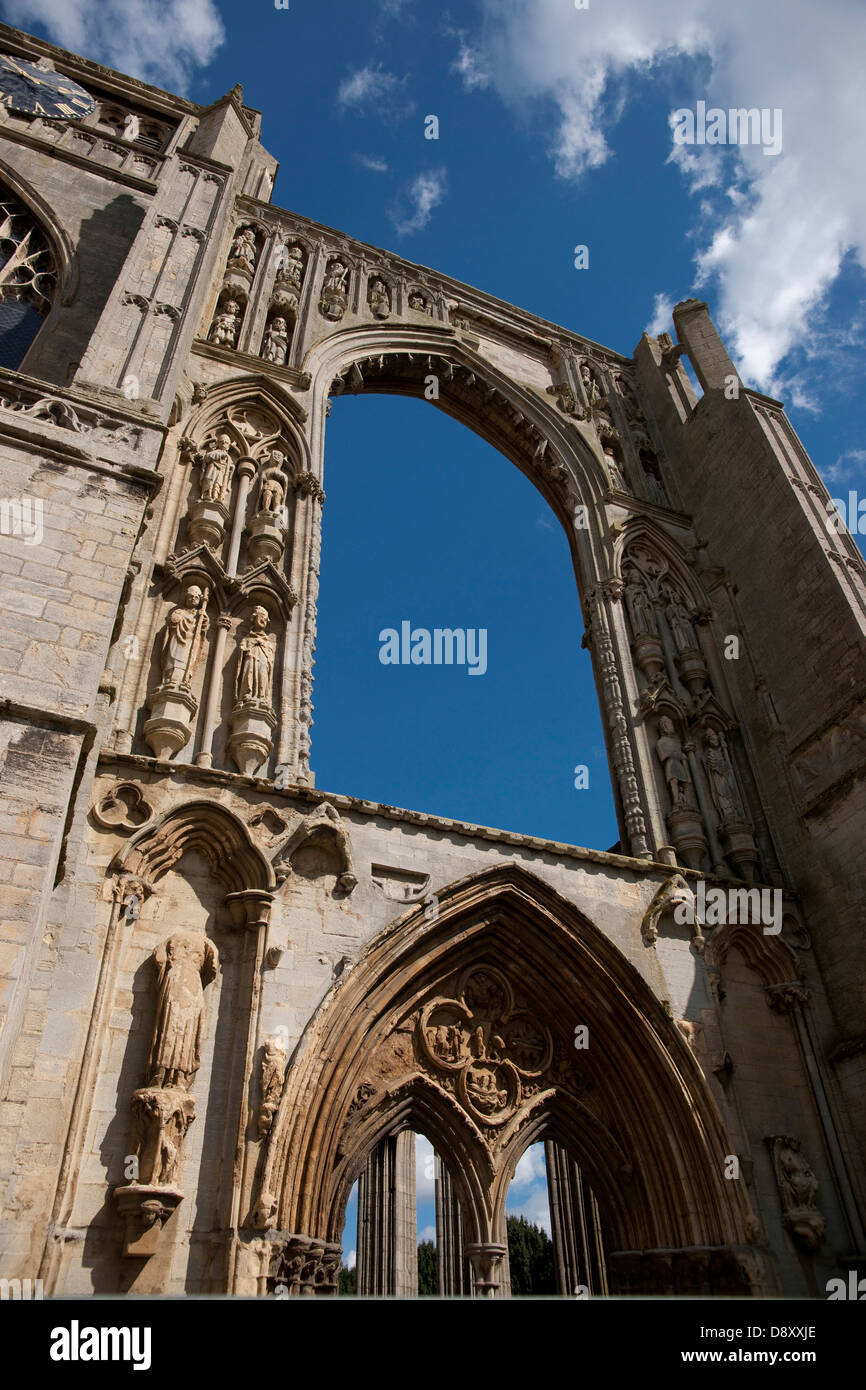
417, 966, 552, 1127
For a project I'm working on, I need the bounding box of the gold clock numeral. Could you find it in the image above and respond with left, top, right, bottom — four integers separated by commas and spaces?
55, 102, 74, 116
32, 101, 46, 115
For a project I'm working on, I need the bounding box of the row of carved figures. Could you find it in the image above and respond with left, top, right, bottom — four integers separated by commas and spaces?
208, 222, 435, 363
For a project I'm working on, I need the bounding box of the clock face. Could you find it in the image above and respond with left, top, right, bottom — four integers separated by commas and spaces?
0, 54, 95, 121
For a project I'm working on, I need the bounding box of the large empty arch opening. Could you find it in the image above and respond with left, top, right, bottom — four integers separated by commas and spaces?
313, 393, 619, 849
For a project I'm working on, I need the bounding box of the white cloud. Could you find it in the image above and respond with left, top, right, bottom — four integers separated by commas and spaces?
646, 292, 674, 338
510, 1143, 546, 1189
2, 0, 224, 93
473, 0, 866, 393
337, 64, 414, 121
415, 1133, 436, 1196
355, 154, 390, 174
346, 1248, 356, 1270
824, 448, 866, 486
419, 1224, 436, 1242
389, 168, 447, 236
451, 37, 490, 92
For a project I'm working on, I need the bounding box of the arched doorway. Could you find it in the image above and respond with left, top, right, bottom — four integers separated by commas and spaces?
254, 863, 763, 1297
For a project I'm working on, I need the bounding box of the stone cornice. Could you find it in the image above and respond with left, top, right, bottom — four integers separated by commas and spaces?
96, 749, 786, 893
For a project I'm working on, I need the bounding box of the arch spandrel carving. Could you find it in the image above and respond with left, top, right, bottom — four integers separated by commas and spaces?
254, 864, 759, 1274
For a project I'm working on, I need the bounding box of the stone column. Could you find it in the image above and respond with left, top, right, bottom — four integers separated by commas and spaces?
465, 1243, 508, 1298
435, 1163, 468, 1296
545, 1141, 609, 1295
357, 1132, 417, 1296
195, 615, 231, 768
225, 456, 257, 575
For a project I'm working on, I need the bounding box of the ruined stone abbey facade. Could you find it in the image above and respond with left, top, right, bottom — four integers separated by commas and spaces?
0, 22, 863, 1298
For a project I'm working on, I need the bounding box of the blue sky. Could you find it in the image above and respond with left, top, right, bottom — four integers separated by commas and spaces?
6, 0, 865, 1265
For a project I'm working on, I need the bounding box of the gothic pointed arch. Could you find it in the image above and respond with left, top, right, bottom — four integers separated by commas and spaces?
256, 863, 761, 1290
306, 323, 612, 570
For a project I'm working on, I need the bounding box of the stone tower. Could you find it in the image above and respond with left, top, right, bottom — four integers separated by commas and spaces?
0, 22, 862, 1298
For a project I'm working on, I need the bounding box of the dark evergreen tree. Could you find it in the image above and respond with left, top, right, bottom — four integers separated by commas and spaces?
417, 1238, 437, 1295
506, 1214, 555, 1295
338, 1264, 356, 1295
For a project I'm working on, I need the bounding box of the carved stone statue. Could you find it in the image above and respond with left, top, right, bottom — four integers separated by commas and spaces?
665, 590, 699, 654
158, 585, 209, 690
262, 316, 289, 366
258, 1035, 287, 1138
623, 565, 656, 637
580, 362, 602, 405
655, 716, 692, 808
227, 226, 257, 273
704, 729, 745, 822
131, 1086, 196, 1186
408, 291, 429, 313
210, 299, 241, 348
198, 432, 235, 504
259, 453, 288, 514
277, 243, 304, 288
147, 930, 219, 1090
320, 260, 349, 320
769, 1135, 825, 1252
235, 605, 276, 707
368, 277, 390, 319
641, 451, 668, 505
603, 446, 627, 491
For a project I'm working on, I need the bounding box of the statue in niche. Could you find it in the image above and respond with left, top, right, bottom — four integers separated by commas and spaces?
641, 450, 668, 505
227, 226, 258, 273
704, 729, 746, 822
623, 564, 656, 637
368, 276, 390, 319
408, 290, 429, 313
210, 299, 241, 348
655, 716, 692, 808
147, 930, 219, 1091
235, 605, 276, 707
262, 316, 289, 366
320, 260, 349, 320
616, 376, 641, 418
277, 243, 305, 288
769, 1135, 825, 1251
580, 361, 603, 405
259, 452, 288, 514
158, 584, 209, 689
664, 589, 699, 654
198, 432, 235, 504
603, 445, 627, 491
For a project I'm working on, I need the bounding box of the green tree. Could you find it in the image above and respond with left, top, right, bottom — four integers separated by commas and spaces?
506, 1214, 555, 1295
417, 1238, 437, 1295
338, 1264, 356, 1295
